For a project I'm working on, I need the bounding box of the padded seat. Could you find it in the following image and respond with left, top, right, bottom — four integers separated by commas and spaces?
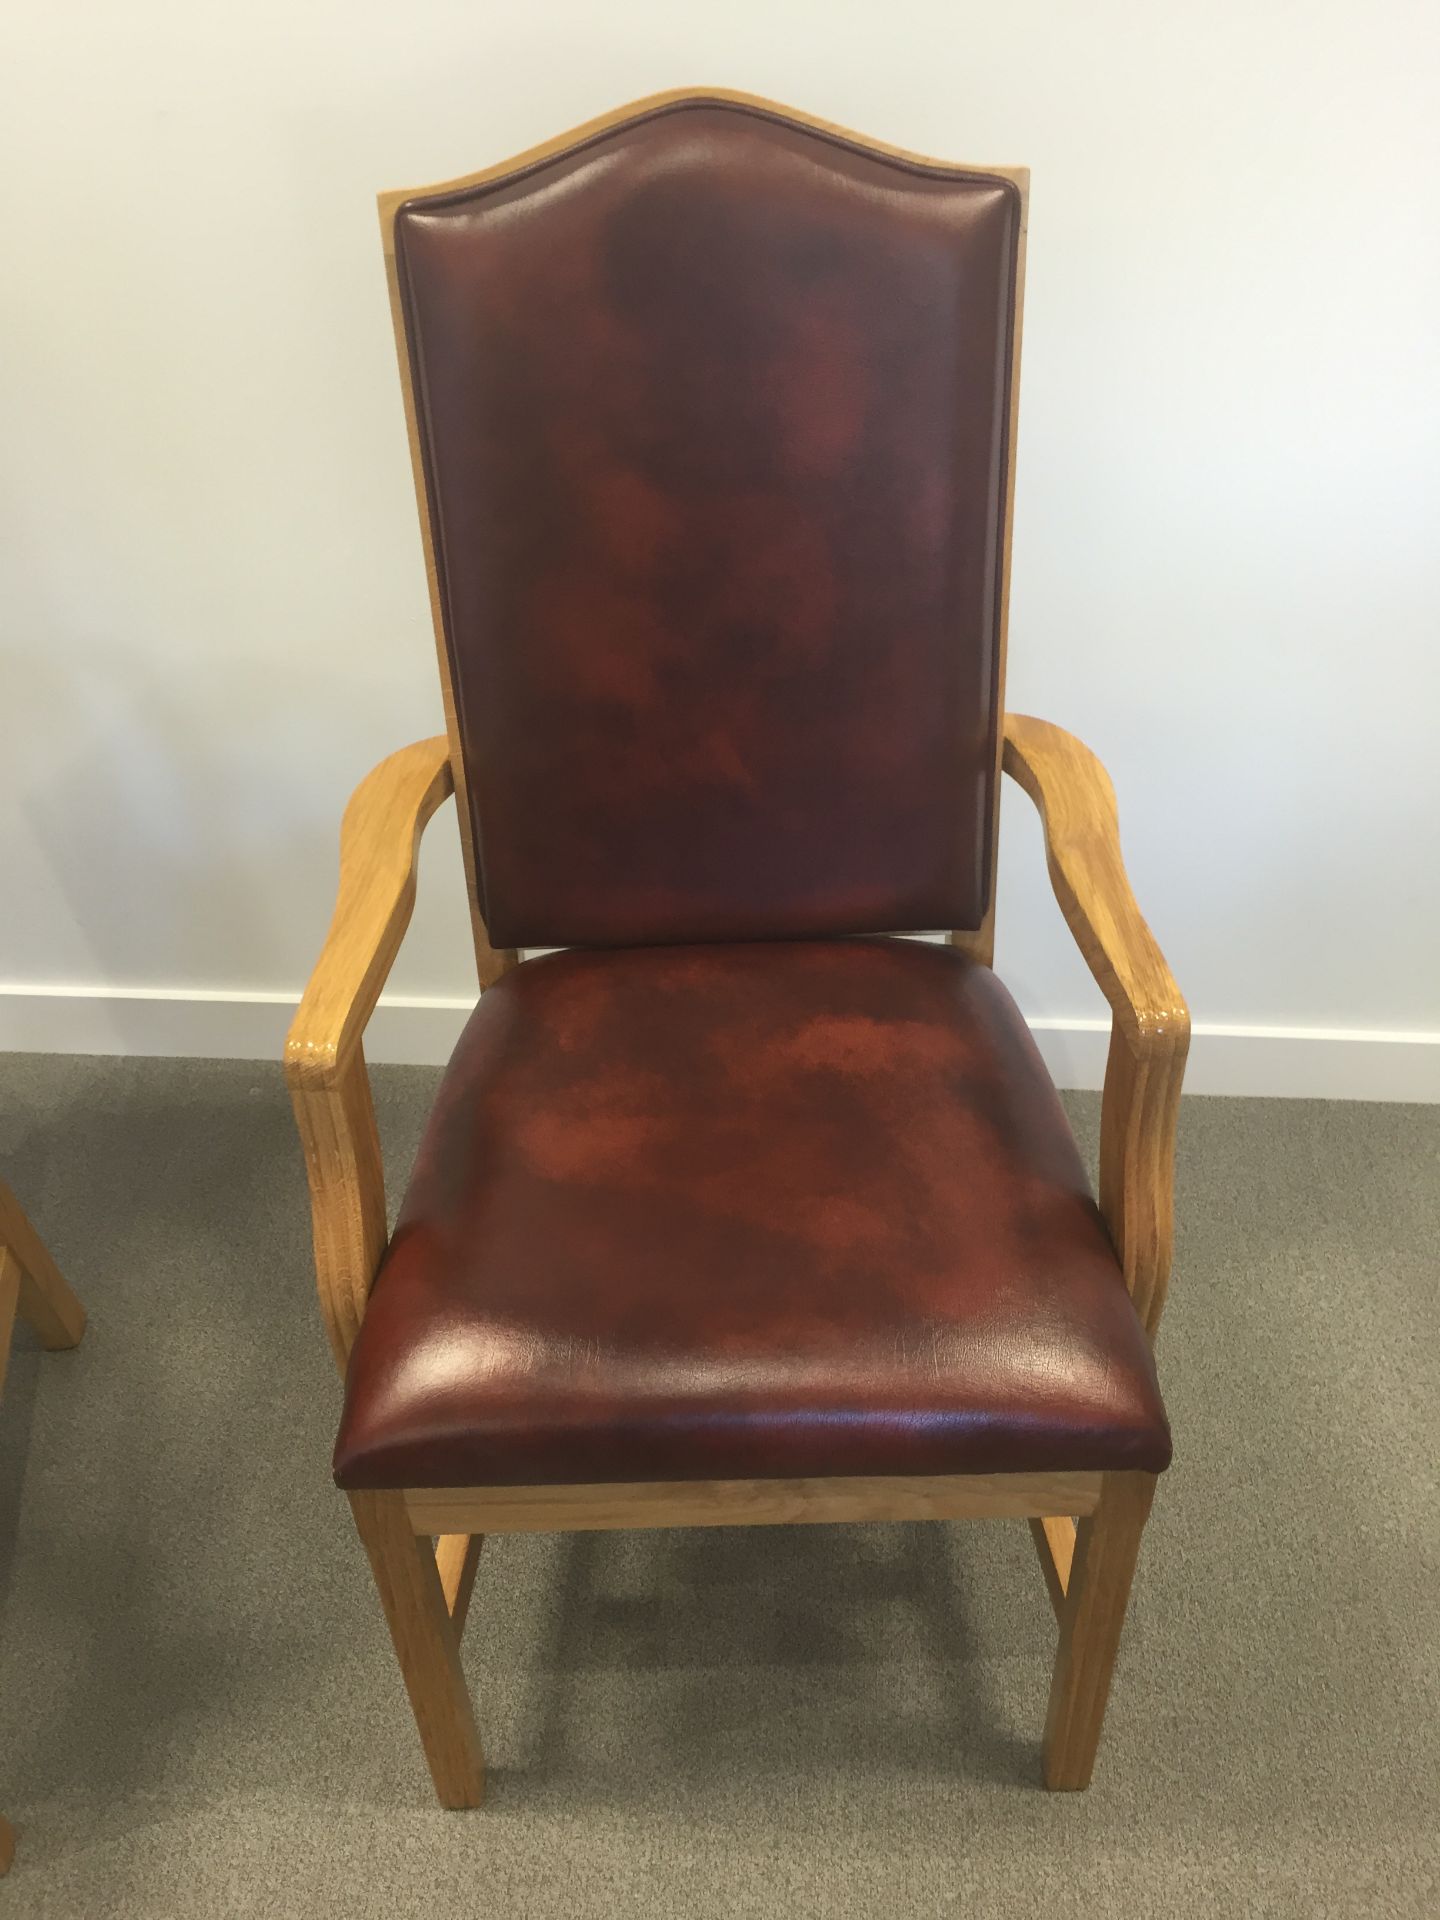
333, 938, 1170, 1490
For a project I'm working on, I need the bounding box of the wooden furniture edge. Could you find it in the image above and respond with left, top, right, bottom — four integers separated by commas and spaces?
1001, 714, 1189, 1053
952, 150, 1028, 967
284, 736, 455, 1095
348, 1490, 486, 1806
1044, 1470, 1156, 1788
1030, 1514, 1079, 1620
404, 1470, 1103, 1537
1002, 714, 1190, 1335
377, 88, 1028, 218
0, 1180, 88, 1355
377, 238, 517, 992
435, 1533, 484, 1638
284, 737, 456, 1370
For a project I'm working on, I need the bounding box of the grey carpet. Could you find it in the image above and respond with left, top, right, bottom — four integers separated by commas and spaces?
0, 1054, 1436, 1918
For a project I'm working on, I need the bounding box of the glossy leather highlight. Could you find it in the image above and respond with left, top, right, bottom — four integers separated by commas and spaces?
334, 940, 1170, 1490
394, 99, 1019, 949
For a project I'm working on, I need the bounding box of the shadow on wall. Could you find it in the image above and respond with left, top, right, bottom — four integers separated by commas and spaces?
4, 628, 307, 999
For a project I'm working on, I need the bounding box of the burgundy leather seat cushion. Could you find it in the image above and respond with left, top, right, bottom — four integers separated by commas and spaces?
333, 940, 1170, 1490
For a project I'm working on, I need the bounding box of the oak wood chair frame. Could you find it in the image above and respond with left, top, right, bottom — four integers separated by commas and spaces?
284, 89, 1190, 1810
0, 1181, 89, 1872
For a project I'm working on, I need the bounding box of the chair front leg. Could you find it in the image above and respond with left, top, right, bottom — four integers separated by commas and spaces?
1042, 1469, 1156, 1789
348, 1490, 485, 1808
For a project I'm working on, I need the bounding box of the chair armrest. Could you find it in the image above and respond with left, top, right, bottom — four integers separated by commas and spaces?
284, 737, 455, 1094
1002, 714, 1189, 1059
284, 737, 454, 1372
1002, 714, 1190, 1337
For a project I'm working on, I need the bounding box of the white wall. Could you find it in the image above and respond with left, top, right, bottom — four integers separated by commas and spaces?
2, 1, 1437, 1096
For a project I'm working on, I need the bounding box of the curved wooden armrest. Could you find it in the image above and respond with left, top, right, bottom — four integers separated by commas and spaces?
285, 737, 454, 1371
1002, 714, 1190, 1337
1002, 714, 1189, 1059
285, 737, 455, 1095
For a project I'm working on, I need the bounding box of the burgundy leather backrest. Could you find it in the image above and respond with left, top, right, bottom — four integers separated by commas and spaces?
394, 99, 1020, 949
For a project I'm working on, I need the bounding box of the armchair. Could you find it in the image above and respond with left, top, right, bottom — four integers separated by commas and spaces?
286, 89, 1189, 1810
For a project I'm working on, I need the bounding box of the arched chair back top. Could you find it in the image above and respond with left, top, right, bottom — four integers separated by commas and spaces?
384, 92, 1026, 953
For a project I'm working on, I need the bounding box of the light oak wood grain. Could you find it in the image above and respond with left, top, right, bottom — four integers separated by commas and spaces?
377, 87, 1028, 216
378, 256, 508, 990
1002, 716, 1189, 1054
284, 739, 457, 1369
1002, 715, 1189, 1336
0, 1179, 88, 1351
406, 1471, 1102, 1538
435, 1533, 484, 1638
349, 1490, 485, 1808
1099, 1023, 1188, 1337
284, 736, 456, 1094
289, 1050, 387, 1374
1030, 1514, 1079, 1621
1044, 1471, 1156, 1789
950, 160, 1028, 967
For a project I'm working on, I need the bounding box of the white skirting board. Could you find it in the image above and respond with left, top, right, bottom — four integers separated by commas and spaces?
0, 985, 1436, 1101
